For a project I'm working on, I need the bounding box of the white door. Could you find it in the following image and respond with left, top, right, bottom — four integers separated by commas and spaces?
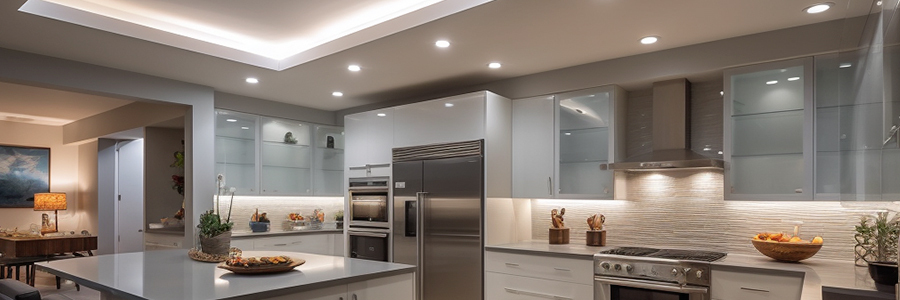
117, 139, 145, 253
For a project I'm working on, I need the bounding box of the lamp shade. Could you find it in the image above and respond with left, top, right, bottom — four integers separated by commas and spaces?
34, 192, 67, 211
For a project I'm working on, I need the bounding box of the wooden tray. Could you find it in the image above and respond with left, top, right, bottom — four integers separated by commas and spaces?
188, 248, 228, 263
217, 258, 305, 274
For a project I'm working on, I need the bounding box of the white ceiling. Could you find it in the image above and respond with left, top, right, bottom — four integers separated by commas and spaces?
0, 0, 878, 114
0, 81, 132, 125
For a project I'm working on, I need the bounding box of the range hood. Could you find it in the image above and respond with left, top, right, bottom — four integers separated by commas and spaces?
606, 79, 724, 170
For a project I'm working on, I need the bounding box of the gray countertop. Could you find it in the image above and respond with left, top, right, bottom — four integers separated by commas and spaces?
713, 254, 894, 300
486, 240, 612, 259
232, 229, 343, 238
35, 249, 413, 300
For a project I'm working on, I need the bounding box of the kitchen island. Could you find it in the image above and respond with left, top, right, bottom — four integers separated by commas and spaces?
34, 249, 414, 300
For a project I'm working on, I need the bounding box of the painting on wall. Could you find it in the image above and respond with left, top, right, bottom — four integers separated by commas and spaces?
0, 145, 50, 208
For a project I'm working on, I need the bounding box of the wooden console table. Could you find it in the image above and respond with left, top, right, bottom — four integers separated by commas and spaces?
0, 235, 97, 258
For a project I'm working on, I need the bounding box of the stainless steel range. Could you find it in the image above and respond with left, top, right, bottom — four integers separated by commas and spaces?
594, 247, 727, 300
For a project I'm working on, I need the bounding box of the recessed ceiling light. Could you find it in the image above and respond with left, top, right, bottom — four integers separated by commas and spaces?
241, 126, 249, 130
377, 113, 386, 117
332, 91, 343, 97
839, 63, 852, 68
564, 132, 572, 136
804, 2, 833, 14
766, 80, 778, 85
787, 77, 800, 81
488, 62, 502, 69
718, 151, 724, 155
435, 40, 450, 48
444, 103, 454, 107
877, 1, 883, 5
245, 77, 259, 84
719, 91, 724, 96
640, 36, 659, 45
226, 119, 237, 122
348, 65, 361, 72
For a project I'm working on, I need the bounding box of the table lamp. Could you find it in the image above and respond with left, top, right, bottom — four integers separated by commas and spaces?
34, 192, 66, 234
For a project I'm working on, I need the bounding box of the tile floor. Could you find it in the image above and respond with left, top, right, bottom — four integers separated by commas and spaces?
6, 270, 99, 300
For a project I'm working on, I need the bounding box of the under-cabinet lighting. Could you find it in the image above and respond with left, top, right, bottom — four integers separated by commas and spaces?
766, 80, 778, 85
640, 36, 659, 44
377, 113, 387, 117
787, 77, 800, 81
245, 77, 259, 84
226, 119, 237, 122
435, 40, 450, 48
348, 65, 361, 72
839, 63, 852, 68
804, 2, 833, 14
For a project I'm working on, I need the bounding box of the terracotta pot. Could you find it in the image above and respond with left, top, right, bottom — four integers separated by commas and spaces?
200, 231, 232, 255
868, 261, 898, 285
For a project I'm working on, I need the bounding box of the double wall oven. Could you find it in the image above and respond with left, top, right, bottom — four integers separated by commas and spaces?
347, 177, 390, 262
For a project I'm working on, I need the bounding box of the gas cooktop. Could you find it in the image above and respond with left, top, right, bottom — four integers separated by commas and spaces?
598, 247, 727, 262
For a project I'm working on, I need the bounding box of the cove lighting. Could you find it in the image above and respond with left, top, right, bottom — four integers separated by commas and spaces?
640, 36, 658, 45
804, 2, 833, 14
435, 40, 450, 48
787, 77, 800, 81
766, 80, 778, 85
226, 119, 237, 122
348, 65, 361, 72
245, 77, 259, 84
488, 62, 501, 69
332, 92, 343, 97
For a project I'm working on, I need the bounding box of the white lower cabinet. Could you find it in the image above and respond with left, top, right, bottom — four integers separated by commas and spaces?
233, 233, 343, 256
711, 268, 803, 300
485, 250, 593, 300
266, 272, 414, 300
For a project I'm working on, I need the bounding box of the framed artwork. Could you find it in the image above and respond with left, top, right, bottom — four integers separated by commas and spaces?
0, 145, 50, 208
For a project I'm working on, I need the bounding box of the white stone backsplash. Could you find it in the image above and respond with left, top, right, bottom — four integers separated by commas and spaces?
212, 195, 343, 233
531, 170, 900, 261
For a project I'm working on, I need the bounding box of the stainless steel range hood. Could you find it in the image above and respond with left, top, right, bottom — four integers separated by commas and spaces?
605, 79, 724, 170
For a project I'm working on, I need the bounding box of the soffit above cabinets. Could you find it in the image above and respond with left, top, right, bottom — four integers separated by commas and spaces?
18, 0, 491, 70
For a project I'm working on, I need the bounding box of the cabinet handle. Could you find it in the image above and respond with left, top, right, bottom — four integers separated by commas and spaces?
548, 177, 552, 196
740, 287, 770, 293
505, 262, 520, 267
504, 287, 573, 300
553, 267, 571, 272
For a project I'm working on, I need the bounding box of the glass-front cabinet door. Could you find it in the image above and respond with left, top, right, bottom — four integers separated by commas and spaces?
555, 86, 617, 199
314, 125, 344, 196
259, 117, 312, 195
215, 110, 258, 194
724, 57, 814, 200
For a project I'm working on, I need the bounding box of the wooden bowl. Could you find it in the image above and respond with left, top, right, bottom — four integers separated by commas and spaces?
751, 239, 822, 262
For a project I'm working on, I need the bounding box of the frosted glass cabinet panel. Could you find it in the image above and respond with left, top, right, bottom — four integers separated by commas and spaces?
260, 117, 312, 195
557, 89, 614, 198
724, 57, 814, 200
314, 125, 344, 196
215, 110, 258, 194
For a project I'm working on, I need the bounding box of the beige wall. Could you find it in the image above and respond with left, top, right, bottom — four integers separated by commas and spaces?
0, 120, 93, 233
77, 140, 99, 234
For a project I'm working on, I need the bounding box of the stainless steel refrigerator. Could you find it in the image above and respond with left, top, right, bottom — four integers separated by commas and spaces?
392, 141, 484, 300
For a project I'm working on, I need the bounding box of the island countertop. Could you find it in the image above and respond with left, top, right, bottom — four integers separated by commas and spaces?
35, 249, 414, 300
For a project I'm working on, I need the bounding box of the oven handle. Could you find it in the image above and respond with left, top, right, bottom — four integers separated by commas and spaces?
348, 231, 388, 238
594, 276, 709, 294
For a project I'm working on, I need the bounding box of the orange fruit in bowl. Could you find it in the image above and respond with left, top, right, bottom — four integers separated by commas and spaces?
811, 236, 824, 244
789, 236, 802, 243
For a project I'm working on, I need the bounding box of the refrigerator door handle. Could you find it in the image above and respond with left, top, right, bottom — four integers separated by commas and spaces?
415, 191, 428, 300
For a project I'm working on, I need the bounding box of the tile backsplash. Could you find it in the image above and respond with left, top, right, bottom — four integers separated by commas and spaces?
214, 196, 343, 233
531, 170, 899, 261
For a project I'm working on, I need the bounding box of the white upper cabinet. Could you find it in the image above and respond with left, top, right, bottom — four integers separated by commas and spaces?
392, 92, 486, 148
344, 107, 394, 178
512, 85, 624, 199
260, 116, 313, 195
215, 110, 258, 195
512, 96, 555, 198
314, 124, 344, 196
724, 57, 815, 200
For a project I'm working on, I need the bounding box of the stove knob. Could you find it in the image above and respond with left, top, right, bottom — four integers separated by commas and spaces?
600, 262, 611, 270
624, 264, 633, 273
695, 269, 703, 279
614, 264, 622, 271
671, 268, 680, 277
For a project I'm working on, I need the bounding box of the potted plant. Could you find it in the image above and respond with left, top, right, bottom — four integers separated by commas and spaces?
854, 211, 900, 285
198, 174, 235, 255
335, 210, 344, 229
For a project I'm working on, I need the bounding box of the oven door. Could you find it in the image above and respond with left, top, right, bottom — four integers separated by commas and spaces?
595, 276, 709, 300
348, 230, 390, 262
349, 193, 389, 228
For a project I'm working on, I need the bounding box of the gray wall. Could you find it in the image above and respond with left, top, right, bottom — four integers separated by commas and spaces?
144, 127, 185, 229
215, 91, 337, 125
97, 139, 116, 255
